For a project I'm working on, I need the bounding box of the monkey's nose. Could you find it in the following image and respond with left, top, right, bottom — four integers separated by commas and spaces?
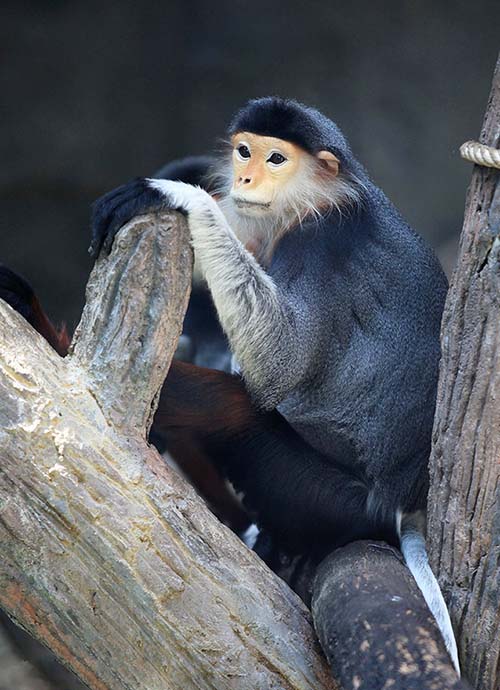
237, 176, 252, 186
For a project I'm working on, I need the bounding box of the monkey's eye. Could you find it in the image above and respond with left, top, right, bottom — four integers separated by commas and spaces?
236, 144, 251, 159
267, 152, 287, 165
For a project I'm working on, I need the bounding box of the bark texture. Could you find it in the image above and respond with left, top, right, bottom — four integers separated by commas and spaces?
0, 211, 334, 690
428, 55, 500, 690
312, 542, 468, 690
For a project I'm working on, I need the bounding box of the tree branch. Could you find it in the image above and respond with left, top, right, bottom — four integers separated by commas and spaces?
71, 212, 193, 435
312, 542, 466, 690
0, 211, 334, 690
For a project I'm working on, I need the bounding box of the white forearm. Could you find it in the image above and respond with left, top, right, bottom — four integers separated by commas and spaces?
189, 204, 291, 396
148, 180, 308, 405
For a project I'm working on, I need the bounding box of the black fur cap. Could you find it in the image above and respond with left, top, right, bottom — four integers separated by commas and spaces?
228, 97, 353, 165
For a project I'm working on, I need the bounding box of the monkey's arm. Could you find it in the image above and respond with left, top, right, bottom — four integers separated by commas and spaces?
0, 266, 70, 356
90, 179, 321, 408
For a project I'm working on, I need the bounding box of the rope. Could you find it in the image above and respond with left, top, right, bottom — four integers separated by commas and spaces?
460, 140, 500, 169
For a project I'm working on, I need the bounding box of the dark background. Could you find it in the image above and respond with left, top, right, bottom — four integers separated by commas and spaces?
0, 0, 499, 334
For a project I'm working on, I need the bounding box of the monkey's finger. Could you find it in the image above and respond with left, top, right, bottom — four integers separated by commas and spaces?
102, 191, 170, 255
90, 179, 148, 256
90, 191, 128, 256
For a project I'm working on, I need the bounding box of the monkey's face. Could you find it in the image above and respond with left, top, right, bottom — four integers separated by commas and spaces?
229, 133, 340, 220
230, 133, 303, 215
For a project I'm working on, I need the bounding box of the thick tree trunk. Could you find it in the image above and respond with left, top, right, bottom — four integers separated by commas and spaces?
0, 211, 334, 690
428, 55, 500, 690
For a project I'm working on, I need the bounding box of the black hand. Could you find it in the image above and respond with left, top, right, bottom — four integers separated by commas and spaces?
89, 178, 170, 257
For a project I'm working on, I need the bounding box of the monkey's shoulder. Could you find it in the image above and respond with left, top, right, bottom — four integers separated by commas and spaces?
271, 202, 446, 296
267, 201, 447, 355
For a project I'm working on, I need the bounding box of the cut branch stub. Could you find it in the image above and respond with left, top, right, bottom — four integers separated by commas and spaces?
71, 211, 193, 435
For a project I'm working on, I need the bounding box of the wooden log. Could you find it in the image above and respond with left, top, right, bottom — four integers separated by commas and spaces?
0, 211, 334, 690
311, 542, 469, 690
427, 54, 500, 690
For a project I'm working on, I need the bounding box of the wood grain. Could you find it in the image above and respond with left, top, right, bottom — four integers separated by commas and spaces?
0, 211, 334, 690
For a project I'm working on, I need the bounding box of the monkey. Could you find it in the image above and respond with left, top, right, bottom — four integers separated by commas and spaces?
0, 266, 70, 356
87, 97, 460, 672
154, 155, 217, 189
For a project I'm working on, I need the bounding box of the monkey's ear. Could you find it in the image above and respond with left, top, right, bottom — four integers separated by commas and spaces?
316, 150, 339, 176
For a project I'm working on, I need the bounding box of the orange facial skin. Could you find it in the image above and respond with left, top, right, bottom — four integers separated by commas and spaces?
230, 132, 340, 216
230, 132, 303, 208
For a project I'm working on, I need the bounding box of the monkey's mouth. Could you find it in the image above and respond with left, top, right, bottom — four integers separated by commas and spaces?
231, 196, 272, 210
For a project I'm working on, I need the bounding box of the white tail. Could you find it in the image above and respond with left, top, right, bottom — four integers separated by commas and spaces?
400, 521, 460, 675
